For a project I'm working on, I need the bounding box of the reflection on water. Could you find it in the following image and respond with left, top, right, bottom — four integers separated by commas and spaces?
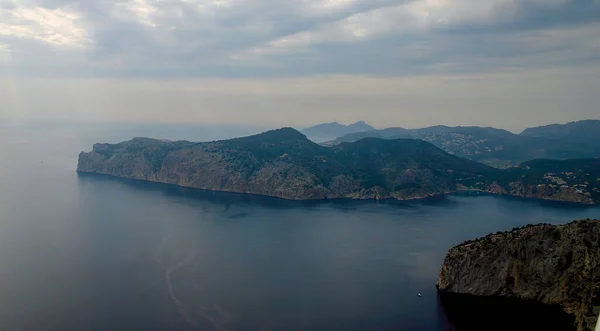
439, 292, 575, 331
72, 173, 598, 331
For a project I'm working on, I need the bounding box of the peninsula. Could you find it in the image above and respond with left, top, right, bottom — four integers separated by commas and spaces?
77, 128, 600, 204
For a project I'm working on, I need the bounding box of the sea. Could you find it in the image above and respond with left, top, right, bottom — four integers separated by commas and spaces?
0, 122, 598, 330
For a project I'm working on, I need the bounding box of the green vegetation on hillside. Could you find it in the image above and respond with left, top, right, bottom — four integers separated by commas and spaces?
516, 159, 600, 202
78, 128, 600, 203
328, 125, 600, 168
520, 120, 600, 148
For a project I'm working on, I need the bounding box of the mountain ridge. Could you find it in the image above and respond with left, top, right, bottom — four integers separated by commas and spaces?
77, 128, 600, 204
300, 121, 376, 143
520, 120, 600, 147
325, 124, 600, 167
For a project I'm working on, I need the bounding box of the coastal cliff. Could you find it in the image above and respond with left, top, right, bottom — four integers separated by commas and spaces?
437, 220, 600, 331
77, 128, 600, 203
78, 128, 496, 201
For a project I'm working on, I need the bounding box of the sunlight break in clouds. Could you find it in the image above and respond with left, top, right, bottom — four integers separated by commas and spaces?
0, 0, 599, 128
111, 0, 238, 28
244, 0, 529, 56
0, 4, 89, 47
112, 0, 159, 27
243, 0, 593, 58
304, 0, 358, 12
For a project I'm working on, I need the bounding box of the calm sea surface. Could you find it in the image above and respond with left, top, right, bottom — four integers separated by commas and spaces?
1, 123, 598, 330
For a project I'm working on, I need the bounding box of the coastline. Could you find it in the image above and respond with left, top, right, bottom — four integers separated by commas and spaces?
437, 220, 600, 331
76, 170, 599, 206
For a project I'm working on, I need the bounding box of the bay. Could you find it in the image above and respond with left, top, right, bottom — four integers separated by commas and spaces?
0, 124, 598, 330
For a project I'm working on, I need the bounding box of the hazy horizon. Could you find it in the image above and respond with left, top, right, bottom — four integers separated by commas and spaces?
1, 115, 598, 135
2, 0, 600, 132
1, 2, 600, 328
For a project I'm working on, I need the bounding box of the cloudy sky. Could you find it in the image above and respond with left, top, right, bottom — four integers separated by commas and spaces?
1, 0, 599, 131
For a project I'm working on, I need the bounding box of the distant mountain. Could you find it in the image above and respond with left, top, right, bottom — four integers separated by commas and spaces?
347, 120, 376, 132
301, 121, 376, 143
320, 127, 409, 145
520, 120, 600, 147
78, 128, 600, 204
327, 126, 600, 168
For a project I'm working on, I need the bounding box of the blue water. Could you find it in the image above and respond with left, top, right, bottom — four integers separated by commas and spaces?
1, 124, 598, 330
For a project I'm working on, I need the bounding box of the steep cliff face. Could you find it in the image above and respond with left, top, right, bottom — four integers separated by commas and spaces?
437, 220, 600, 331
77, 128, 600, 203
78, 128, 497, 201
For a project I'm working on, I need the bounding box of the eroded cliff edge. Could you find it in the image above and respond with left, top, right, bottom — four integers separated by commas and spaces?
77, 128, 600, 203
437, 220, 600, 331
77, 128, 495, 201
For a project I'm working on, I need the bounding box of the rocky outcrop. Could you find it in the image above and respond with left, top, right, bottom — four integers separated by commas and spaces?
461, 182, 596, 205
77, 129, 496, 201
506, 182, 595, 205
437, 220, 600, 331
77, 128, 600, 204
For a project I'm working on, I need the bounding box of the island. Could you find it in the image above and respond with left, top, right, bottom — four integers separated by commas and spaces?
77, 128, 600, 204
437, 219, 600, 331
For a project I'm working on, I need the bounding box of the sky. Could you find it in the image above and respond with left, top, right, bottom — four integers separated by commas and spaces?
1, 0, 599, 132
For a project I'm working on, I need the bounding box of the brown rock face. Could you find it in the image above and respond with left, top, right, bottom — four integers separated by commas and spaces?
437, 220, 600, 331
77, 129, 497, 201
508, 182, 594, 204
76, 129, 600, 204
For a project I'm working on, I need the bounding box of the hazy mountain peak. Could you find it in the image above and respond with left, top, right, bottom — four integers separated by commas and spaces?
232, 127, 309, 144
348, 121, 376, 132
301, 120, 376, 143
520, 120, 600, 147
327, 122, 600, 167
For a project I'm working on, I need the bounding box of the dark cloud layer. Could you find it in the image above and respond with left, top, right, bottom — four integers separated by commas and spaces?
0, 0, 599, 77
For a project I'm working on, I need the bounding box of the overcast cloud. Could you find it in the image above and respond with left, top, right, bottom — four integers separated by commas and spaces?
1, 0, 599, 130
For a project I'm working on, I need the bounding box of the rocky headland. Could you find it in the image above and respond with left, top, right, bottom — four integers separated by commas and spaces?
437, 220, 600, 331
77, 128, 600, 204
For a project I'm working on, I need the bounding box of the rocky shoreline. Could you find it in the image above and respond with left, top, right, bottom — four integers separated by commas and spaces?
73, 169, 600, 205
457, 188, 597, 206
437, 220, 600, 331
77, 130, 600, 204
75, 169, 459, 202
